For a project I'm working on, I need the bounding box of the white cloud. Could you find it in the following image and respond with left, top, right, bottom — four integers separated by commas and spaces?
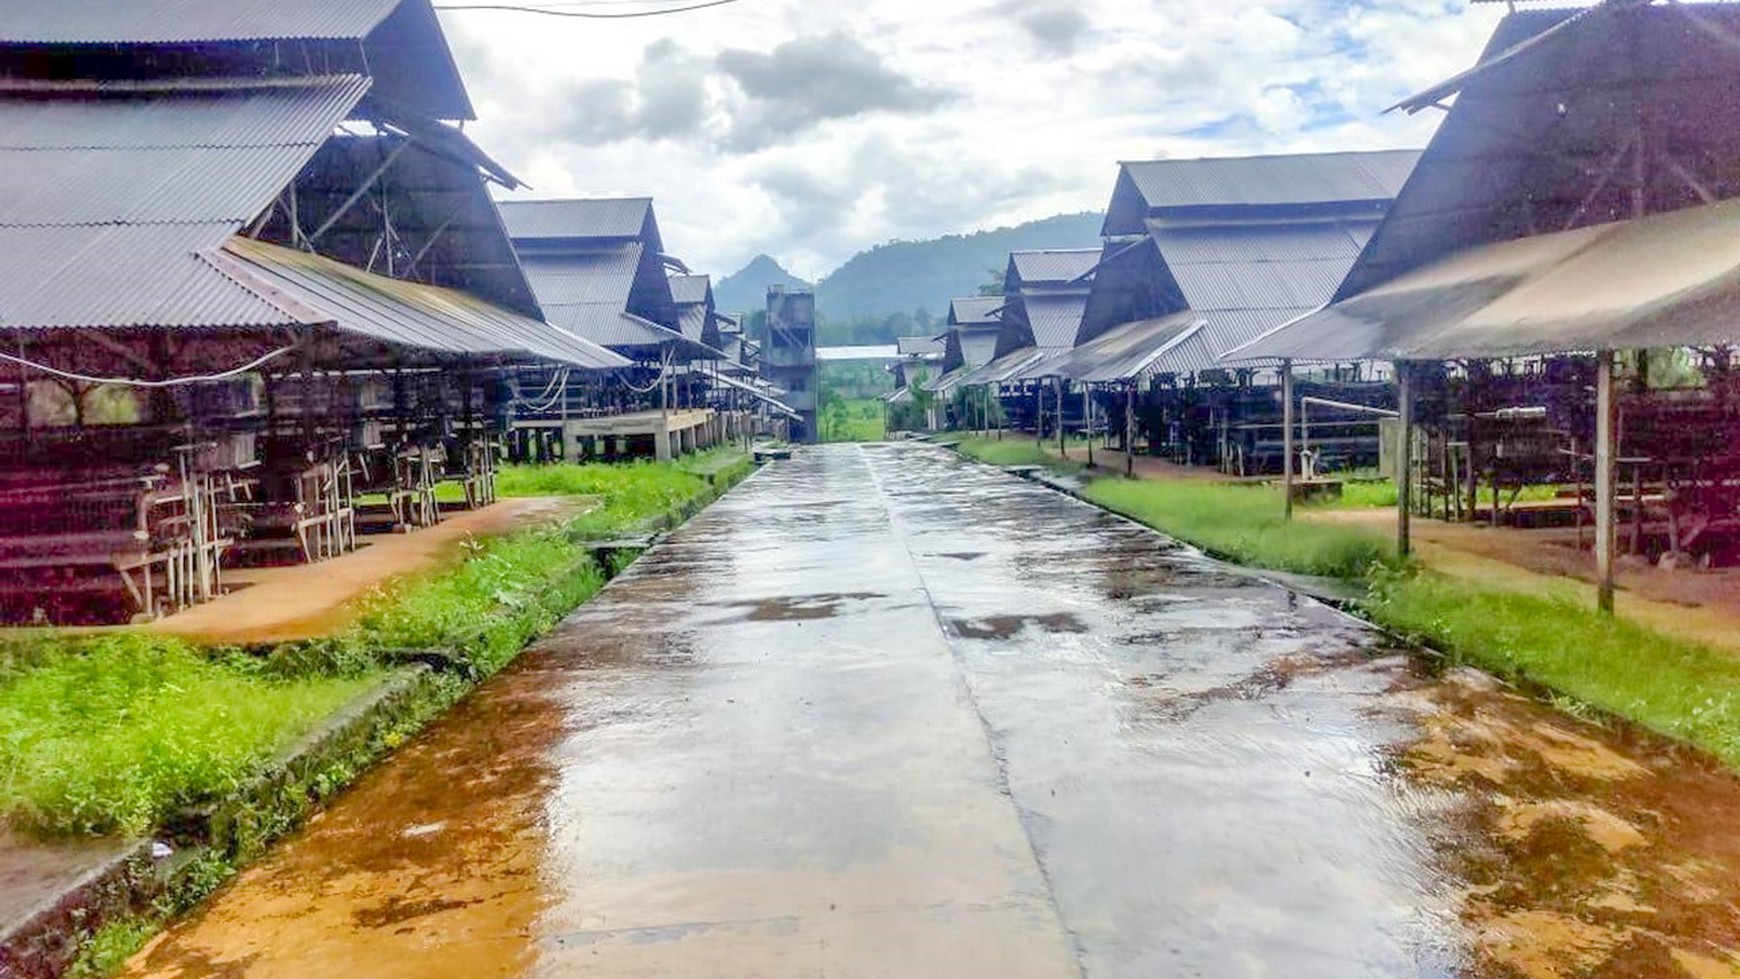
443, 0, 1503, 277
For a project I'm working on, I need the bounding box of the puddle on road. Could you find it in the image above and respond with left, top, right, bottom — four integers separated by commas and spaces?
948, 612, 1090, 640
714, 592, 887, 622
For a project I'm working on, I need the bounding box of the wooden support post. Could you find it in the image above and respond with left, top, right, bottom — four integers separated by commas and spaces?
1124, 384, 1136, 479
1396, 361, 1414, 558
1084, 388, 1094, 468
1596, 349, 1617, 614
1282, 360, 1296, 521
1035, 383, 1045, 451
1056, 378, 1066, 459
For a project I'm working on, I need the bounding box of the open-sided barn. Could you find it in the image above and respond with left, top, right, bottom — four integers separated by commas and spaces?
0, 0, 635, 623
1229, 0, 1740, 606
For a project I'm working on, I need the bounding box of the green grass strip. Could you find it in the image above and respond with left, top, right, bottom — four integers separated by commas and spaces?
1084, 478, 1399, 579
0, 455, 747, 838
0, 635, 380, 837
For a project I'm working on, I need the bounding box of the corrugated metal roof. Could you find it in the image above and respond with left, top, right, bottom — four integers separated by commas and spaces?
1011, 249, 1101, 285
217, 237, 629, 369
1122, 150, 1420, 211
518, 247, 640, 306
676, 304, 708, 342
949, 296, 1002, 326
0, 76, 374, 331
552, 305, 681, 351
959, 346, 1045, 388
668, 273, 712, 306
1226, 195, 1740, 363
1151, 219, 1376, 358
1035, 313, 1205, 384
897, 336, 945, 357
1149, 328, 1221, 377
1024, 294, 1090, 349
516, 244, 677, 350
1340, 5, 1740, 301
0, 76, 371, 228
0, 224, 295, 329
500, 198, 653, 242
0, 0, 404, 43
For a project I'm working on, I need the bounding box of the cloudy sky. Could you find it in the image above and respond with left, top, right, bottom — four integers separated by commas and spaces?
440, 0, 1503, 280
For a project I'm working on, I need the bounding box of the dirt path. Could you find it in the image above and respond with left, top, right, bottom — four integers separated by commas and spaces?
1310, 507, 1740, 656
150, 498, 582, 645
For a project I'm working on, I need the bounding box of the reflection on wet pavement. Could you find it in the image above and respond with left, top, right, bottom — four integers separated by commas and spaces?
124, 444, 1740, 979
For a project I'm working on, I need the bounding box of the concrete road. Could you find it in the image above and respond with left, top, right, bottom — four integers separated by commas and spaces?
125, 445, 1740, 979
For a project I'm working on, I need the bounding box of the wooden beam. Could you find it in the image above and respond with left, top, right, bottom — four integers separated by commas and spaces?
1596, 350, 1617, 614
307, 141, 412, 246
1396, 362, 1414, 558
1282, 360, 1296, 521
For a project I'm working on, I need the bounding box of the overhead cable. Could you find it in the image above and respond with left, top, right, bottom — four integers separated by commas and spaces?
433, 0, 749, 18
0, 345, 300, 388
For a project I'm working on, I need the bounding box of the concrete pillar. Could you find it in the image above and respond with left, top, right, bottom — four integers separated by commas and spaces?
655, 426, 673, 463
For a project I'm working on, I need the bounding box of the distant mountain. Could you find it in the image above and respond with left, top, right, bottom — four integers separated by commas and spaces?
714, 254, 813, 317
816, 212, 1105, 320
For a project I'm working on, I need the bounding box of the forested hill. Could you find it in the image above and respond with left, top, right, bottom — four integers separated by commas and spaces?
714, 255, 812, 316
815, 212, 1104, 319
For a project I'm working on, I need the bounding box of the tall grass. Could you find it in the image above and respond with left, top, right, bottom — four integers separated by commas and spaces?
1368, 570, 1740, 766
0, 635, 378, 837
0, 458, 737, 838
1086, 478, 1398, 579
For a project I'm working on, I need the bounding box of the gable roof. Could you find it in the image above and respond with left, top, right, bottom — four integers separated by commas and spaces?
1104, 150, 1419, 236
1010, 249, 1100, 287
1124, 151, 1419, 210
0, 0, 473, 121
0, 75, 371, 330
499, 198, 660, 249
896, 336, 945, 357
1227, 194, 1740, 364
516, 243, 683, 353
948, 296, 1003, 327
1150, 219, 1377, 357
1340, 3, 1740, 301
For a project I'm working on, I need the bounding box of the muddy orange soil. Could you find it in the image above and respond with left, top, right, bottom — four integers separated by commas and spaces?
149, 498, 583, 646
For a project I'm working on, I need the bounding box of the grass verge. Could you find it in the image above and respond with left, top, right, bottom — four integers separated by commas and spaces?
1365, 569, 1740, 767
1084, 478, 1399, 579
953, 436, 1090, 471
0, 636, 381, 838
0, 453, 749, 839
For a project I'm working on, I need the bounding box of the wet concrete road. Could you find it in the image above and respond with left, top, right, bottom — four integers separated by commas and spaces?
127, 445, 1740, 978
